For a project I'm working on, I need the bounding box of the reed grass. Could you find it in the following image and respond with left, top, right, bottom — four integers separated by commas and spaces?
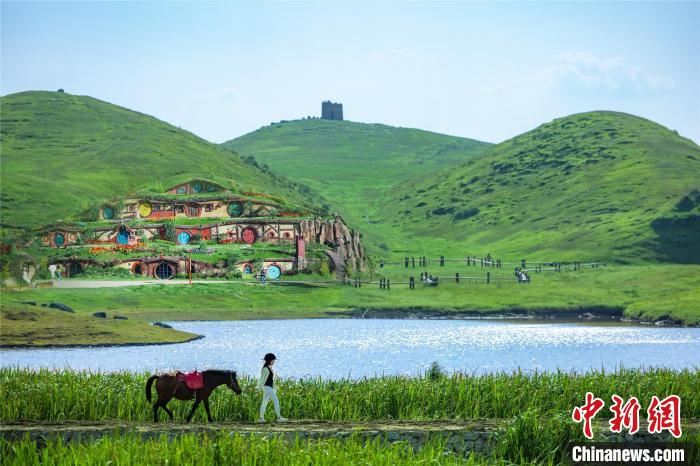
2, 433, 496, 466
1, 368, 697, 423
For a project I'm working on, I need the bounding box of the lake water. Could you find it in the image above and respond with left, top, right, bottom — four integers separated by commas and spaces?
1, 320, 698, 379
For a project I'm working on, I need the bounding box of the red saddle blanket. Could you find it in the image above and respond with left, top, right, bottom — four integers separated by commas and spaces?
176, 371, 204, 390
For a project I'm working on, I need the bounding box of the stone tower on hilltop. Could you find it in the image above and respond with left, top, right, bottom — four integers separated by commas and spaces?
321, 101, 343, 121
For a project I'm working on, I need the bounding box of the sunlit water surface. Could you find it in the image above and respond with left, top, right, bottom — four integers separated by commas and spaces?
2, 320, 698, 379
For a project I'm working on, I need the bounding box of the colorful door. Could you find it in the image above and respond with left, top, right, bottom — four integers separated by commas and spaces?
117, 229, 130, 245
102, 207, 114, 219
54, 232, 65, 247
227, 202, 243, 217
241, 227, 257, 244
177, 232, 191, 245
138, 202, 153, 218
192, 182, 203, 193
266, 265, 281, 280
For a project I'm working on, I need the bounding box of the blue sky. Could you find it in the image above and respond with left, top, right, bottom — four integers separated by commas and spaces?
2, 1, 698, 143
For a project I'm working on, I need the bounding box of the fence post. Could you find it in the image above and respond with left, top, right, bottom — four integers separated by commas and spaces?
521, 259, 526, 269
487, 272, 490, 284
456, 272, 460, 283
380, 260, 384, 268
410, 277, 414, 289
440, 255, 445, 266
405, 257, 409, 268
387, 279, 390, 290
412, 257, 415, 268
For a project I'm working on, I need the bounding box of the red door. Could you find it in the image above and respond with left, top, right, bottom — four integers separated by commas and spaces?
241, 227, 257, 244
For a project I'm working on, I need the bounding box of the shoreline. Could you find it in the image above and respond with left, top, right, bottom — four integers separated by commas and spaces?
1, 306, 695, 350
0, 334, 204, 350
342, 306, 693, 327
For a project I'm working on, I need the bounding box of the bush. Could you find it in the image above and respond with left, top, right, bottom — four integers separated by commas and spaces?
319, 261, 330, 277
426, 361, 445, 381
453, 207, 480, 221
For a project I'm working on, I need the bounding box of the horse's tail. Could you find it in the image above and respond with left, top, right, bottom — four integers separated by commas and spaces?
146, 375, 159, 403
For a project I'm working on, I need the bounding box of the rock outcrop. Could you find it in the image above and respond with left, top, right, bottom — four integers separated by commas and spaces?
299, 216, 366, 272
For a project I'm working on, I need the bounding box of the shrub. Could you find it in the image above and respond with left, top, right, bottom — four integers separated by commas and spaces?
453, 207, 479, 221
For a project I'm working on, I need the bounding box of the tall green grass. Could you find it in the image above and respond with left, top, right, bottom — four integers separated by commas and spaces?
2, 433, 490, 466
1, 368, 697, 423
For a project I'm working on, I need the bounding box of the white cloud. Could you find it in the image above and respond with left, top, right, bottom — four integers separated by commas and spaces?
543, 51, 675, 91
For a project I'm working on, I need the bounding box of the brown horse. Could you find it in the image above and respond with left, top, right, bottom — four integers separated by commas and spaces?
146, 370, 242, 422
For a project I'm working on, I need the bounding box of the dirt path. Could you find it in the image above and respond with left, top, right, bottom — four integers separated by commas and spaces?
3, 419, 696, 439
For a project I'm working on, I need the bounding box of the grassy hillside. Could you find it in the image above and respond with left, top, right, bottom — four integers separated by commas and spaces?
0, 91, 319, 227
384, 112, 700, 263
224, 119, 491, 254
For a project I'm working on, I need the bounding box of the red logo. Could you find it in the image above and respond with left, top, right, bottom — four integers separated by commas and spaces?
609, 395, 641, 435
573, 393, 682, 439
647, 395, 682, 438
572, 392, 606, 439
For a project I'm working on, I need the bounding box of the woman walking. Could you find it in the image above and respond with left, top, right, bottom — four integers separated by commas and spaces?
257, 353, 287, 423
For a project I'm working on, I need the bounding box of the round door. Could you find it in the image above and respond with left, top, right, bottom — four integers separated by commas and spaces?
227, 202, 243, 217
192, 182, 203, 193
154, 262, 174, 279
266, 265, 281, 280
54, 232, 65, 247
176, 187, 186, 194
138, 202, 152, 218
241, 227, 257, 245
177, 231, 191, 245
102, 206, 115, 220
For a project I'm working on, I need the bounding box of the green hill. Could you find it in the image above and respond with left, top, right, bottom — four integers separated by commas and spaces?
0, 91, 319, 227
223, 119, 491, 253
384, 111, 700, 263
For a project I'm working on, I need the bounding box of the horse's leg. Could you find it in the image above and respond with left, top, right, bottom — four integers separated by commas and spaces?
186, 397, 201, 423
153, 400, 160, 423
162, 401, 174, 421
203, 398, 213, 423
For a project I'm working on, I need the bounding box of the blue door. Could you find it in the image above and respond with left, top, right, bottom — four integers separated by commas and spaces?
54, 233, 65, 247
266, 265, 281, 280
177, 232, 191, 245
117, 229, 130, 245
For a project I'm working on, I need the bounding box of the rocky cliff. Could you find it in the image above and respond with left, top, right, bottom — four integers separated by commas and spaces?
299, 216, 366, 272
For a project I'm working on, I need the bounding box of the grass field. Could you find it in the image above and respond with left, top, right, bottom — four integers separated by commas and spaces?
2, 265, 699, 328
0, 306, 197, 347
1, 368, 697, 465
